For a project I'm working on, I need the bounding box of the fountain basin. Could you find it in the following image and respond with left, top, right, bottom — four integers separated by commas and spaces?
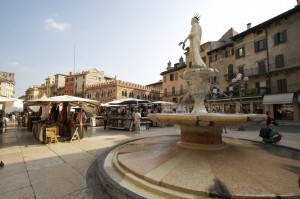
148, 113, 267, 148
97, 135, 300, 198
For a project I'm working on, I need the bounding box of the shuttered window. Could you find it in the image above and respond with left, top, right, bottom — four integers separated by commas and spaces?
275, 54, 284, 68
277, 79, 287, 93
228, 64, 234, 80
274, 30, 287, 45
258, 61, 266, 74
235, 47, 245, 59
254, 39, 267, 53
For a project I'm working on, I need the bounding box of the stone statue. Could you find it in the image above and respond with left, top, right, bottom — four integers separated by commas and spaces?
179, 15, 207, 69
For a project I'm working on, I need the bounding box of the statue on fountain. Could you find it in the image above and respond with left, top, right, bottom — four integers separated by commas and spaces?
178, 15, 219, 114
179, 14, 207, 69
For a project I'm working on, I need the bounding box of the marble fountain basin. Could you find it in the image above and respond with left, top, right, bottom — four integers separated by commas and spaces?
148, 113, 266, 126
148, 113, 267, 149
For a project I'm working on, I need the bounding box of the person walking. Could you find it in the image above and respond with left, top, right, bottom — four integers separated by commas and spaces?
266, 111, 278, 126
103, 111, 108, 130
134, 109, 141, 134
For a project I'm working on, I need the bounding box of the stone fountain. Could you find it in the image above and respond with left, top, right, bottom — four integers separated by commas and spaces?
96, 16, 300, 198
148, 15, 265, 149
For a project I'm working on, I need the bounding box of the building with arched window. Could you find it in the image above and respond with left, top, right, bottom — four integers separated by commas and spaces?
85, 79, 161, 103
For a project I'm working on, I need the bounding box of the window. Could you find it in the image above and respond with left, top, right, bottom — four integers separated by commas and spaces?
96, 92, 100, 98
254, 39, 267, 52
274, 30, 287, 45
256, 81, 267, 94
235, 47, 245, 59
225, 50, 228, 57
227, 64, 234, 80
164, 88, 167, 97
255, 29, 263, 35
175, 73, 178, 80
107, 89, 112, 96
122, 90, 128, 96
180, 85, 184, 95
258, 61, 266, 74
170, 74, 174, 81
238, 67, 244, 77
275, 54, 284, 68
214, 54, 218, 61
277, 79, 287, 93
225, 49, 233, 58
164, 76, 166, 82
172, 87, 176, 95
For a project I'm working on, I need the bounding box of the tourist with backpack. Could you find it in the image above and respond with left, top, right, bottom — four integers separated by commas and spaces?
260, 121, 282, 144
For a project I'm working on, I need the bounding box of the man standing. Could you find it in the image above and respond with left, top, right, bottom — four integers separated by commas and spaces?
134, 109, 141, 134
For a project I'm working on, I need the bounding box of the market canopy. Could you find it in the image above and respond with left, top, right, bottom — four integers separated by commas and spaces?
0, 96, 24, 113
151, 101, 176, 105
0, 96, 17, 102
25, 95, 100, 107
24, 95, 50, 106
108, 98, 150, 105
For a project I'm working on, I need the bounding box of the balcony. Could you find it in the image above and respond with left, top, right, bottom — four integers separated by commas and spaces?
207, 87, 264, 101
269, 58, 300, 73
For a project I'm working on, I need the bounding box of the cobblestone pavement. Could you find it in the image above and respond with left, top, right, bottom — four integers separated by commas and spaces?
0, 122, 299, 199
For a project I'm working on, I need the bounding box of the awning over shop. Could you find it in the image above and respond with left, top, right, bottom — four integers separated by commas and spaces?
262, 93, 294, 104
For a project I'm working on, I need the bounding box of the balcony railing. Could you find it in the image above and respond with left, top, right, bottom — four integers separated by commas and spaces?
269, 58, 300, 73
163, 89, 189, 97
207, 87, 264, 100
225, 58, 300, 79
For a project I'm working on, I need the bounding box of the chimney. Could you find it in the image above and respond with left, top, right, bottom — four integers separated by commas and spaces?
247, 23, 252, 30
297, 0, 300, 6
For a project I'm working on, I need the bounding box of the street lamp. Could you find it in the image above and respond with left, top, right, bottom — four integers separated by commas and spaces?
231, 73, 249, 130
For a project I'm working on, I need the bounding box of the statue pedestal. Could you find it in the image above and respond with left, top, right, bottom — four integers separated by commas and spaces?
179, 125, 226, 150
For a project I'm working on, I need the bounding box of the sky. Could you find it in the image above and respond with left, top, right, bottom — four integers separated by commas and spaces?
0, 0, 297, 98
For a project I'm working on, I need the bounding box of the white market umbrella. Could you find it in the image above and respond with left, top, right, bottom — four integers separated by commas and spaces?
108, 98, 150, 105
151, 101, 176, 105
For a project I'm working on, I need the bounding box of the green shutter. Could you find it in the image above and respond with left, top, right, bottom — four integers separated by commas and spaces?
277, 80, 281, 93
274, 33, 279, 45
263, 39, 268, 50
254, 41, 258, 53
281, 30, 287, 43
255, 82, 260, 88
235, 49, 239, 59
242, 47, 245, 57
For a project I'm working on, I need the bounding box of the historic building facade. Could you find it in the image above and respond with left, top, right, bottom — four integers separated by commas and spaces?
0, 71, 15, 98
85, 79, 161, 104
160, 4, 300, 121
73, 68, 114, 97
208, 5, 300, 120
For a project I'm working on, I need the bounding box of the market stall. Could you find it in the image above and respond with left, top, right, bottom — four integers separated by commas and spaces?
100, 98, 151, 131
24, 95, 100, 143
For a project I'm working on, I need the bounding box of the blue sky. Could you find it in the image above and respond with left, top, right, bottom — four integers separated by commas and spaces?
0, 0, 297, 98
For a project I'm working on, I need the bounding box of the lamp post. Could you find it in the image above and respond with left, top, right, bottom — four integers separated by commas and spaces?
231, 73, 249, 130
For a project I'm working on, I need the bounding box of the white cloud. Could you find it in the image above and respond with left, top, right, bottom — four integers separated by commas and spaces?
7, 61, 21, 67
6, 61, 35, 73
44, 18, 70, 31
